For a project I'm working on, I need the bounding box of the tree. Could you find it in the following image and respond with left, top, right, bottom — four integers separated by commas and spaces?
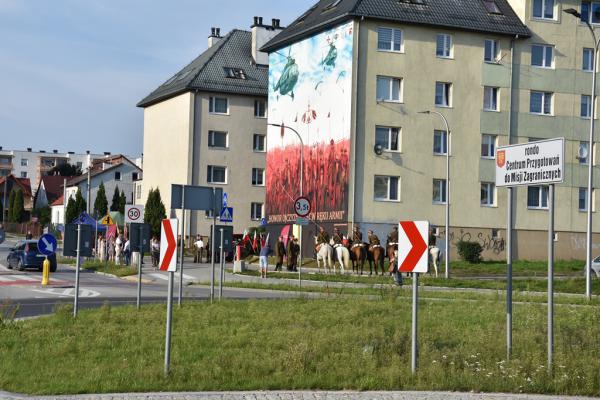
144, 188, 167, 237
94, 182, 108, 217
74, 188, 87, 217
50, 163, 82, 177
8, 188, 25, 223
32, 206, 51, 225
119, 189, 127, 214
65, 196, 78, 224
110, 185, 121, 212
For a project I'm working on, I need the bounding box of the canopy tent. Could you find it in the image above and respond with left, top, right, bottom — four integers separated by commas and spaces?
71, 212, 107, 232
109, 211, 125, 227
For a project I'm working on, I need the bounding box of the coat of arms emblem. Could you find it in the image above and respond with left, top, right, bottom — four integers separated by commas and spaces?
497, 150, 506, 168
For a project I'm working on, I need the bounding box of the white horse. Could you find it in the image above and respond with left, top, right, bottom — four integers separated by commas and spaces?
331, 240, 351, 274
429, 246, 441, 277
315, 241, 334, 274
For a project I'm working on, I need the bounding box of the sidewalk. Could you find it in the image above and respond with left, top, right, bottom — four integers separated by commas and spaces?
1, 390, 597, 400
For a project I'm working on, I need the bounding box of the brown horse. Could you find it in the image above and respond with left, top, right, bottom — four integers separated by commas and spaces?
350, 243, 367, 275
368, 245, 385, 275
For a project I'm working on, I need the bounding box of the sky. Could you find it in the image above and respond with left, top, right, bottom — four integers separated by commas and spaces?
0, 0, 309, 157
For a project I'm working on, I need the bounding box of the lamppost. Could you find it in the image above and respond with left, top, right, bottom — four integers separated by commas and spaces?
419, 110, 451, 279
564, 8, 596, 299
268, 123, 304, 274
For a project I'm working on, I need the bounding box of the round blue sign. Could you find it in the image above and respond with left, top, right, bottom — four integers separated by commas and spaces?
38, 233, 57, 256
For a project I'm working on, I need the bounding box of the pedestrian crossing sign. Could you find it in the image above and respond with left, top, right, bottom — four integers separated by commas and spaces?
100, 215, 114, 225
219, 207, 233, 223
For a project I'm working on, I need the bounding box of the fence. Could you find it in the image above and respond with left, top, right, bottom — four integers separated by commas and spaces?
2, 222, 43, 237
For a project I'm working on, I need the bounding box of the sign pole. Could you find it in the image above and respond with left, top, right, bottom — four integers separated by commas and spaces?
210, 188, 216, 303
411, 272, 419, 374
74, 224, 81, 318
178, 186, 186, 307
219, 228, 224, 301
548, 184, 555, 373
164, 271, 174, 376
506, 186, 513, 360
136, 224, 143, 310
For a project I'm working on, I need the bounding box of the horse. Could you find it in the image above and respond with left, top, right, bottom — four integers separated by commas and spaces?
331, 238, 351, 274
315, 240, 333, 274
367, 245, 385, 275
349, 241, 367, 275
429, 246, 441, 277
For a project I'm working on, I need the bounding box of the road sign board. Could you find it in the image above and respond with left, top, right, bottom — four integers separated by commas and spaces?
130, 223, 151, 253
296, 217, 309, 226
171, 184, 223, 211
496, 138, 564, 187
125, 205, 144, 224
100, 215, 114, 225
397, 221, 429, 273
38, 233, 57, 256
294, 196, 311, 217
260, 218, 267, 226
0, 228, 4, 245
63, 224, 93, 257
219, 207, 233, 223
214, 225, 234, 252
222, 192, 228, 207
159, 219, 178, 272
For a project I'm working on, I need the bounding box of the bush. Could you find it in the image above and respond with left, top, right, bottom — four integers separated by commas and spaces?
457, 240, 483, 263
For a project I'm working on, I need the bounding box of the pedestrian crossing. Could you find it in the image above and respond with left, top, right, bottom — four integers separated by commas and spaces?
0, 274, 68, 286
148, 272, 196, 282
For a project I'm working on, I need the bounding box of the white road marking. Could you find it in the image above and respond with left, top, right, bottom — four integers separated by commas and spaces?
0, 275, 39, 282
30, 288, 101, 298
149, 272, 196, 281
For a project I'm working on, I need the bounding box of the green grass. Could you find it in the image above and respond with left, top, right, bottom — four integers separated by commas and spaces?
81, 260, 137, 277
1, 297, 599, 396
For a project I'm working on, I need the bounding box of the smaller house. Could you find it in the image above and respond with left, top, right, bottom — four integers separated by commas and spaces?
34, 175, 69, 209
0, 174, 33, 218
50, 195, 64, 225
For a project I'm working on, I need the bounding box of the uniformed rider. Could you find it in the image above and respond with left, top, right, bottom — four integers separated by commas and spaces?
387, 226, 399, 246
368, 230, 380, 247
331, 227, 343, 246
316, 226, 330, 246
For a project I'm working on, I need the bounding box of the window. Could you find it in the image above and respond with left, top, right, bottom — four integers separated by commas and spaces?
208, 131, 228, 148
583, 48, 594, 71
252, 168, 265, 186
581, 2, 600, 24
578, 141, 590, 164
377, 27, 403, 52
433, 179, 447, 204
251, 202, 264, 220
323, 0, 342, 12
532, 0, 554, 19
433, 130, 448, 155
20, 171, 27, 178
581, 95, 593, 118
374, 176, 400, 201
527, 186, 549, 209
580, 188, 589, 211
435, 82, 452, 107
207, 165, 227, 184
530, 91, 553, 115
483, 86, 499, 111
209, 97, 228, 114
136, 185, 142, 200
205, 209, 215, 219
115, 171, 121, 181
132, 172, 139, 181
20, 159, 28, 166
531, 44, 553, 68
253, 134, 266, 152
254, 100, 267, 118
76, 161, 83, 169
224, 67, 247, 79
436, 34, 452, 58
481, 134, 497, 158
481, 182, 496, 206
376, 76, 402, 102
483, 0, 502, 14
484, 39, 499, 62
375, 126, 401, 152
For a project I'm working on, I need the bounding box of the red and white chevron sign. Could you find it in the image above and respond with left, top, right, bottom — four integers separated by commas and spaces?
397, 221, 429, 273
159, 219, 178, 272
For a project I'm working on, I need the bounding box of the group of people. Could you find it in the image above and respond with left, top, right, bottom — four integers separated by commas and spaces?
258, 235, 300, 278
95, 234, 132, 266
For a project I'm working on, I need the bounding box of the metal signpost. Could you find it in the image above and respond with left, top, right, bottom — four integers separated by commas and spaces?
397, 220, 429, 374
159, 218, 178, 376
212, 226, 233, 300
219, 228, 224, 300
496, 137, 564, 369
130, 223, 150, 310
64, 224, 93, 317
294, 197, 311, 288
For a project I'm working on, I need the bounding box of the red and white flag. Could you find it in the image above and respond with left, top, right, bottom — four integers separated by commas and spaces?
252, 231, 258, 252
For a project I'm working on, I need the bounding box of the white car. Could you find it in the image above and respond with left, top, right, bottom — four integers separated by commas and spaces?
592, 256, 600, 278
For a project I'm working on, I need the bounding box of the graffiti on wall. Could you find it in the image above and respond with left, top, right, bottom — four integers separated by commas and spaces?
437, 228, 506, 255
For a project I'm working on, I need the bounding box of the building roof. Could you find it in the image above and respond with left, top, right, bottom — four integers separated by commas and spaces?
37, 176, 68, 205
66, 158, 141, 187
137, 29, 269, 108
0, 175, 32, 198
51, 195, 64, 207
262, 0, 530, 53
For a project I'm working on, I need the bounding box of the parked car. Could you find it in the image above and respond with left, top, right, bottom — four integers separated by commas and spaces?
592, 256, 600, 278
6, 240, 57, 272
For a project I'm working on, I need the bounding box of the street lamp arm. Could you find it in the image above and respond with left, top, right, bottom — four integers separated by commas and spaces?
268, 123, 304, 147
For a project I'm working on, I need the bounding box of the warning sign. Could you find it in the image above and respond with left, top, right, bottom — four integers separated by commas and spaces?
100, 215, 114, 225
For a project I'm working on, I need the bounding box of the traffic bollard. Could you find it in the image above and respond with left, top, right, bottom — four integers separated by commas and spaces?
42, 258, 50, 286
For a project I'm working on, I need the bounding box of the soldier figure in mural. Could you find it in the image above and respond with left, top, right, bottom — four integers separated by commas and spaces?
350, 226, 367, 275
367, 229, 385, 276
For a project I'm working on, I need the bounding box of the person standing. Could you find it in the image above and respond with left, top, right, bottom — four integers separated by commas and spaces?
108, 237, 116, 262
259, 243, 273, 278
286, 235, 296, 271
390, 250, 402, 286
193, 235, 204, 263
115, 234, 123, 265
124, 237, 131, 266
98, 235, 106, 262
151, 236, 160, 269
25, 231, 33, 240
275, 236, 285, 271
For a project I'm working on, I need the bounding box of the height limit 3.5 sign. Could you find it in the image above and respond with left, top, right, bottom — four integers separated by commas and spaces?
496, 138, 564, 187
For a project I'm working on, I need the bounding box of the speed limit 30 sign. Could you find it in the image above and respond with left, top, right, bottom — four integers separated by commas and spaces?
294, 197, 311, 217
125, 205, 145, 224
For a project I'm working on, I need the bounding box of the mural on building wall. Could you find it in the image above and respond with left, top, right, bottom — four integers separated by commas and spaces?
266, 22, 354, 224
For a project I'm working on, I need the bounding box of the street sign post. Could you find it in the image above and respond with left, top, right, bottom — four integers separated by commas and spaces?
130, 223, 151, 309
125, 205, 145, 224
64, 224, 93, 317
294, 196, 311, 217
496, 138, 564, 370
160, 218, 178, 377
397, 220, 429, 374
219, 207, 233, 223
38, 234, 57, 256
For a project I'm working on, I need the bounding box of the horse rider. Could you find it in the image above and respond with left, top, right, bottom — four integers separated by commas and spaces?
368, 230, 381, 247
387, 226, 399, 248
352, 226, 366, 248
331, 227, 343, 248
316, 226, 330, 248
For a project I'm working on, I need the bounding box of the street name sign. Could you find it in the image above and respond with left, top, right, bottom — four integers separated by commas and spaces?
159, 219, 178, 272
296, 217, 309, 226
397, 221, 429, 273
496, 138, 564, 187
125, 205, 144, 224
38, 233, 57, 256
294, 196, 311, 217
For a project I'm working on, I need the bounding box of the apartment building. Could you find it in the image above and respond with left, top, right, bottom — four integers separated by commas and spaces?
261, 0, 600, 260
138, 18, 283, 236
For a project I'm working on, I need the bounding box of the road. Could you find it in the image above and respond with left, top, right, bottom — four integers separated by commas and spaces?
0, 237, 294, 318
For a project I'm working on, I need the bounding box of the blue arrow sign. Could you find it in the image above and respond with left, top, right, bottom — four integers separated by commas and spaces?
219, 207, 233, 223
38, 233, 57, 256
